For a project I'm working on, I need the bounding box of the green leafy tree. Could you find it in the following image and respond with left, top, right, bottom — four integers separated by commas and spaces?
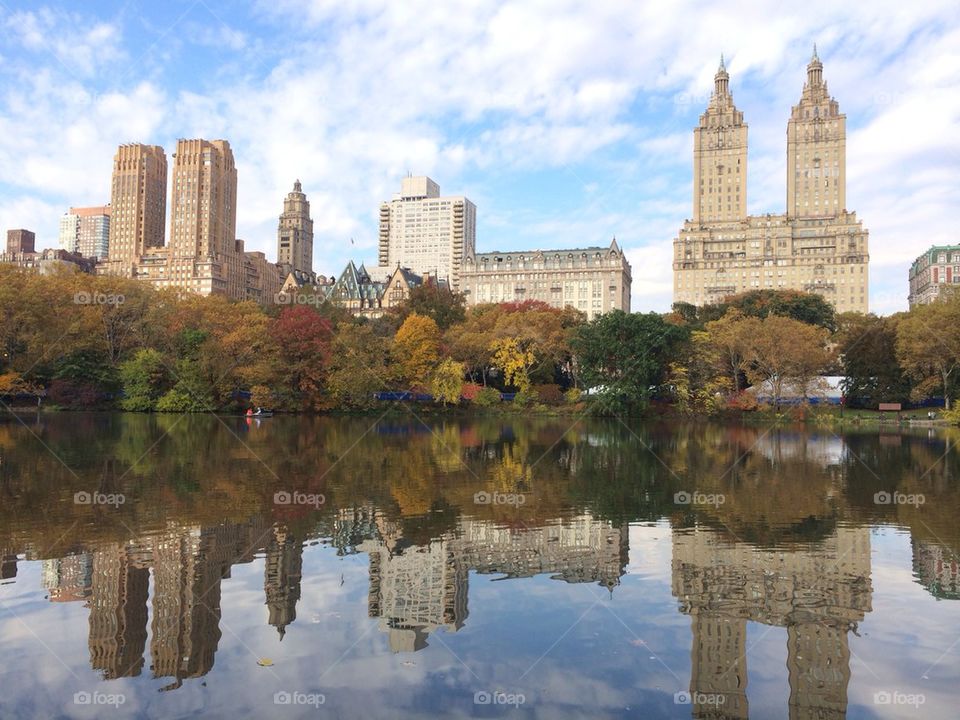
572, 310, 689, 413
395, 284, 466, 330
119, 349, 170, 411
836, 312, 910, 407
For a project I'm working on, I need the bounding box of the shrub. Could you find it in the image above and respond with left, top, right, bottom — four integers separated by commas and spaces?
564, 388, 582, 404
461, 382, 483, 401
533, 383, 563, 405
513, 389, 538, 408
726, 391, 759, 412
473, 387, 501, 407
47, 379, 101, 408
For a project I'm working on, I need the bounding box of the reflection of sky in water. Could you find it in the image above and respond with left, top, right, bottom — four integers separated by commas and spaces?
1, 415, 959, 719
1, 523, 957, 719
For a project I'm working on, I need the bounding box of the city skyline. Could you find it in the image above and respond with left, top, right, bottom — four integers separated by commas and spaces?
0, 2, 957, 314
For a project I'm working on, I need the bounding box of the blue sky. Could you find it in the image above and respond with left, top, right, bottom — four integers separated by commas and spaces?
0, 0, 958, 313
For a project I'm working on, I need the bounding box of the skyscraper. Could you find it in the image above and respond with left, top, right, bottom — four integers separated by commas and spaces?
59, 206, 111, 259
693, 55, 747, 224
168, 139, 237, 260
105, 144, 166, 273
277, 180, 313, 276
673, 49, 869, 313
377, 176, 476, 288
137, 139, 244, 298
787, 45, 846, 219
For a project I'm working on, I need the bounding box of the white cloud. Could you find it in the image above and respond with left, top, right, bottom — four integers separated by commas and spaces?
0, 1, 957, 314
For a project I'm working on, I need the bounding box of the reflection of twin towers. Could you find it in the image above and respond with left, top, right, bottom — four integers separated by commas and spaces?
356, 508, 875, 719
672, 526, 872, 720
40, 519, 302, 687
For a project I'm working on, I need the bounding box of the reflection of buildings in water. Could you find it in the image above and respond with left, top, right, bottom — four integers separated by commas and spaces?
364, 538, 467, 653
150, 520, 270, 687
912, 538, 959, 600
362, 514, 629, 652
42, 552, 93, 602
672, 526, 872, 719
33, 517, 297, 690
264, 526, 304, 638
1, 552, 17, 580
88, 545, 149, 679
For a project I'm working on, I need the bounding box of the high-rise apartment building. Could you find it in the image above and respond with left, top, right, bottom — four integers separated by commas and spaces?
277, 180, 313, 276
459, 239, 632, 320
673, 49, 869, 313
693, 55, 747, 224
908, 244, 960, 307
105, 144, 166, 274
59, 206, 111, 259
378, 176, 476, 288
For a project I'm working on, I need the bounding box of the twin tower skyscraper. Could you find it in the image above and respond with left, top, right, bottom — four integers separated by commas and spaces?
101, 139, 313, 299
673, 47, 870, 313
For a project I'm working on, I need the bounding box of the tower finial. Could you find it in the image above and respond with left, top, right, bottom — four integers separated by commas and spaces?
718, 53, 726, 72
811, 43, 819, 62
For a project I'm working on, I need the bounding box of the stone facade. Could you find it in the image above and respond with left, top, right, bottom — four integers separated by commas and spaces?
6, 228, 35, 255
459, 238, 631, 320
102, 144, 167, 276
277, 180, 313, 276
907, 244, 960, 307
99, 140, 285, 302
673, 49, 869, 313
378, 176, 476, 289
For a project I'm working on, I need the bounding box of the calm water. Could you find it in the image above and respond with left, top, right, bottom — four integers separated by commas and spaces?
0, 413, 957, 719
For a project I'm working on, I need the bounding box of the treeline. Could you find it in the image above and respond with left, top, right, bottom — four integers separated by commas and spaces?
1, 265, 958, 414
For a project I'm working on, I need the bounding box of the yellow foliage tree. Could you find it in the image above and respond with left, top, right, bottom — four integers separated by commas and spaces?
489, 338, 535, 392
393, 313, 442, 389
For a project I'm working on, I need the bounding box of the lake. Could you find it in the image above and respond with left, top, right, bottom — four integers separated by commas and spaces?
0, 412, 957, 719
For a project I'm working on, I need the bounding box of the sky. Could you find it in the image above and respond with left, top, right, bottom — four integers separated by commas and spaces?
0, 0, 958, 315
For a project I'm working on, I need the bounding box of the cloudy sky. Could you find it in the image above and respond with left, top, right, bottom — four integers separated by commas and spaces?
0, 0, 957, 314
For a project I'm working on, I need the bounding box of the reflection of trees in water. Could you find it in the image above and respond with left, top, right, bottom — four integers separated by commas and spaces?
1, 413, 959, 570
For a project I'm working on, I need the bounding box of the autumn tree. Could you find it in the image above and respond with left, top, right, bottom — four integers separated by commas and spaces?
326, 323, 395, 409
896, 295, 960, 409
703, 309, 762, 392
836, 312, 910, 407
489, 337, 536, 392
393, 313, 442, 389
431, 358, 465, 405
270, 306, 334, 409
742, 315, 833, 410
